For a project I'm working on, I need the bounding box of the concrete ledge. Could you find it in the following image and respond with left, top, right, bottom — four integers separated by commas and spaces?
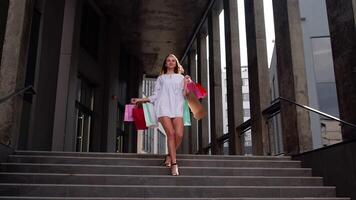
0, 143, 14, 163
293, 139, 356, 199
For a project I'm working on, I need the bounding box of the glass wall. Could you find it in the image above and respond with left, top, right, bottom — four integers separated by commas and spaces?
311, 37, 341, 146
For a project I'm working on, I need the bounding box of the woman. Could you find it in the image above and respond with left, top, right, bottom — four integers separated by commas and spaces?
131, 54, 190, 176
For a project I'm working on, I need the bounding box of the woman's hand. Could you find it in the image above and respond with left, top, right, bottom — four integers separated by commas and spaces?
131, 97, 150, 104
184, 75, 191, 84
131, 98, 139, 104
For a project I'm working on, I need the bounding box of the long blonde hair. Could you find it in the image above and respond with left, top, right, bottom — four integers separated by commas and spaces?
160, 54, 184, 75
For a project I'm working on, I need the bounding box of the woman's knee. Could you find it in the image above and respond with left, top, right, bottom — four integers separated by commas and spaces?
175, 132, 183, 140
166, 130, 175, 140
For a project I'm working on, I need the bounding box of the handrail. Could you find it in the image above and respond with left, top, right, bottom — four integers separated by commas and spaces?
180, 0, 216, 63
212, 119, 251, 145
236, 119, 251, 135
206, 96, 356, 153
264, 97, 356, 130
0, 85, 36, 104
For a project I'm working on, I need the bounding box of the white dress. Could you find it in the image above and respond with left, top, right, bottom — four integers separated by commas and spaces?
148, 73, 185, 118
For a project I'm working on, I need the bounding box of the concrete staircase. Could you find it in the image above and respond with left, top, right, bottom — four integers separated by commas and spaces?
0, 151, 350, 199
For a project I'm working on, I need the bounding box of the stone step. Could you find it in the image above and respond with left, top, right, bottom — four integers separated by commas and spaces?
7, 155, 301, 168
0, 173, 323, 186
0, 163, 312, 176
0, 184, 337, 198
14, 151, 291, 160
0, 197, 350, 200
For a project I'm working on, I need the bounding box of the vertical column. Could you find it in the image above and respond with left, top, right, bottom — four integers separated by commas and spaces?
24, 0, 66, 151
52, 0, 80, 151
208, 8, 224, 154
105, 22, 121, 152
325, 0, 356, 141
188, 49, 198, 154
197, 33, 209, 153
273, 0, 312, 154
244, 0, 271, 155
223, 0, 244, 155
0, 0, 33, 147
0, 0, 9, 64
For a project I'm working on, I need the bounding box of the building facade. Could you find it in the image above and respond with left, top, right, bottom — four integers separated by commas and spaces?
269, 0, 342, 153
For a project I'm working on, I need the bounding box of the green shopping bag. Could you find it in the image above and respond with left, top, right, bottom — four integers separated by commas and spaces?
183, 100, 191, 126
142, 102, 158, 128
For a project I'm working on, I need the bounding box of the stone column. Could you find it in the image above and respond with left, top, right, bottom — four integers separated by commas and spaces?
24, 0, 66, 151
353, 0, 356, 24
52, 0, 80, 151
188, 49, 198, 154
273, 0, 312, 154
197, 33, 209, 153
0, 0, 9, 64
325, 0, 356, 141
223, 0, 244, 155
208, 8, 224, 155
244, 0, 271, 155
0, 0, 33, 147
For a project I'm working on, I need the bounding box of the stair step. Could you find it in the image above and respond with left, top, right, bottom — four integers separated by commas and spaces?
0, 184, 337, 198
0, 163, 312, 176
0, 197, 350, 200
0, 151, 348, 199
14, 151, 291, 160
0, 173, 323, 186
7, 155, 301, 168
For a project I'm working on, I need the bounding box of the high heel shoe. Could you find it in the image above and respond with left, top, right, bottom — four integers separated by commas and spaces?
171, 163, 179, 176
162, 154, 171, 168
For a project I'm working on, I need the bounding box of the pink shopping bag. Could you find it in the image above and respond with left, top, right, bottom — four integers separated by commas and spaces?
124, 104, 135, 122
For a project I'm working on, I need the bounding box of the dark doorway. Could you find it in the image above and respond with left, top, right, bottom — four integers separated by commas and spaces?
75, 76, 95, 152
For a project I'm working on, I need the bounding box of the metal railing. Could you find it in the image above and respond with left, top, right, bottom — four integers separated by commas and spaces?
264, 97, 356, 130
0, 85, 36, 147
0, 85, 36, 105
204, 96, 356, 155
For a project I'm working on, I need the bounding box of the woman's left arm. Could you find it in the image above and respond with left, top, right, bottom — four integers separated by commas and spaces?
183, 75, 190, 97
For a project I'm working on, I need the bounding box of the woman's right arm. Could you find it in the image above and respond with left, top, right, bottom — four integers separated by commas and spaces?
147, 76, 161, 103
131, 97, 150, 104
131, 76, 161, 104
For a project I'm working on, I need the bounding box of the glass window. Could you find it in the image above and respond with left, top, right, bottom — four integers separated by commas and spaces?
243, 109, 250, 118
80, 2, 100, 58
311, 37, 339, 117
242, 78, 249, 86
243, 93, 249, 101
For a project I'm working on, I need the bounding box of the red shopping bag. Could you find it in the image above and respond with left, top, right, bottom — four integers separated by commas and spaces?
195, 83, 207, 99
187, 82, 207, 99
132, 107, 147, 130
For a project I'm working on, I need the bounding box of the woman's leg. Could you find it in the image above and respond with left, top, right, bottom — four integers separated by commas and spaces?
172, 117, 184, 151
159, 117, 176, 166
169, 117, 184, 176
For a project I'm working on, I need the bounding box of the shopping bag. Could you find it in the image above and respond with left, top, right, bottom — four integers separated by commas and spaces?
195, 83, 207, 99
183, 99, 191, 126
124, 104, 135, 122
187, 82, 207, 99
142, 102, 158, 128
186, 92, 207, 120
132, 107, 147, 130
